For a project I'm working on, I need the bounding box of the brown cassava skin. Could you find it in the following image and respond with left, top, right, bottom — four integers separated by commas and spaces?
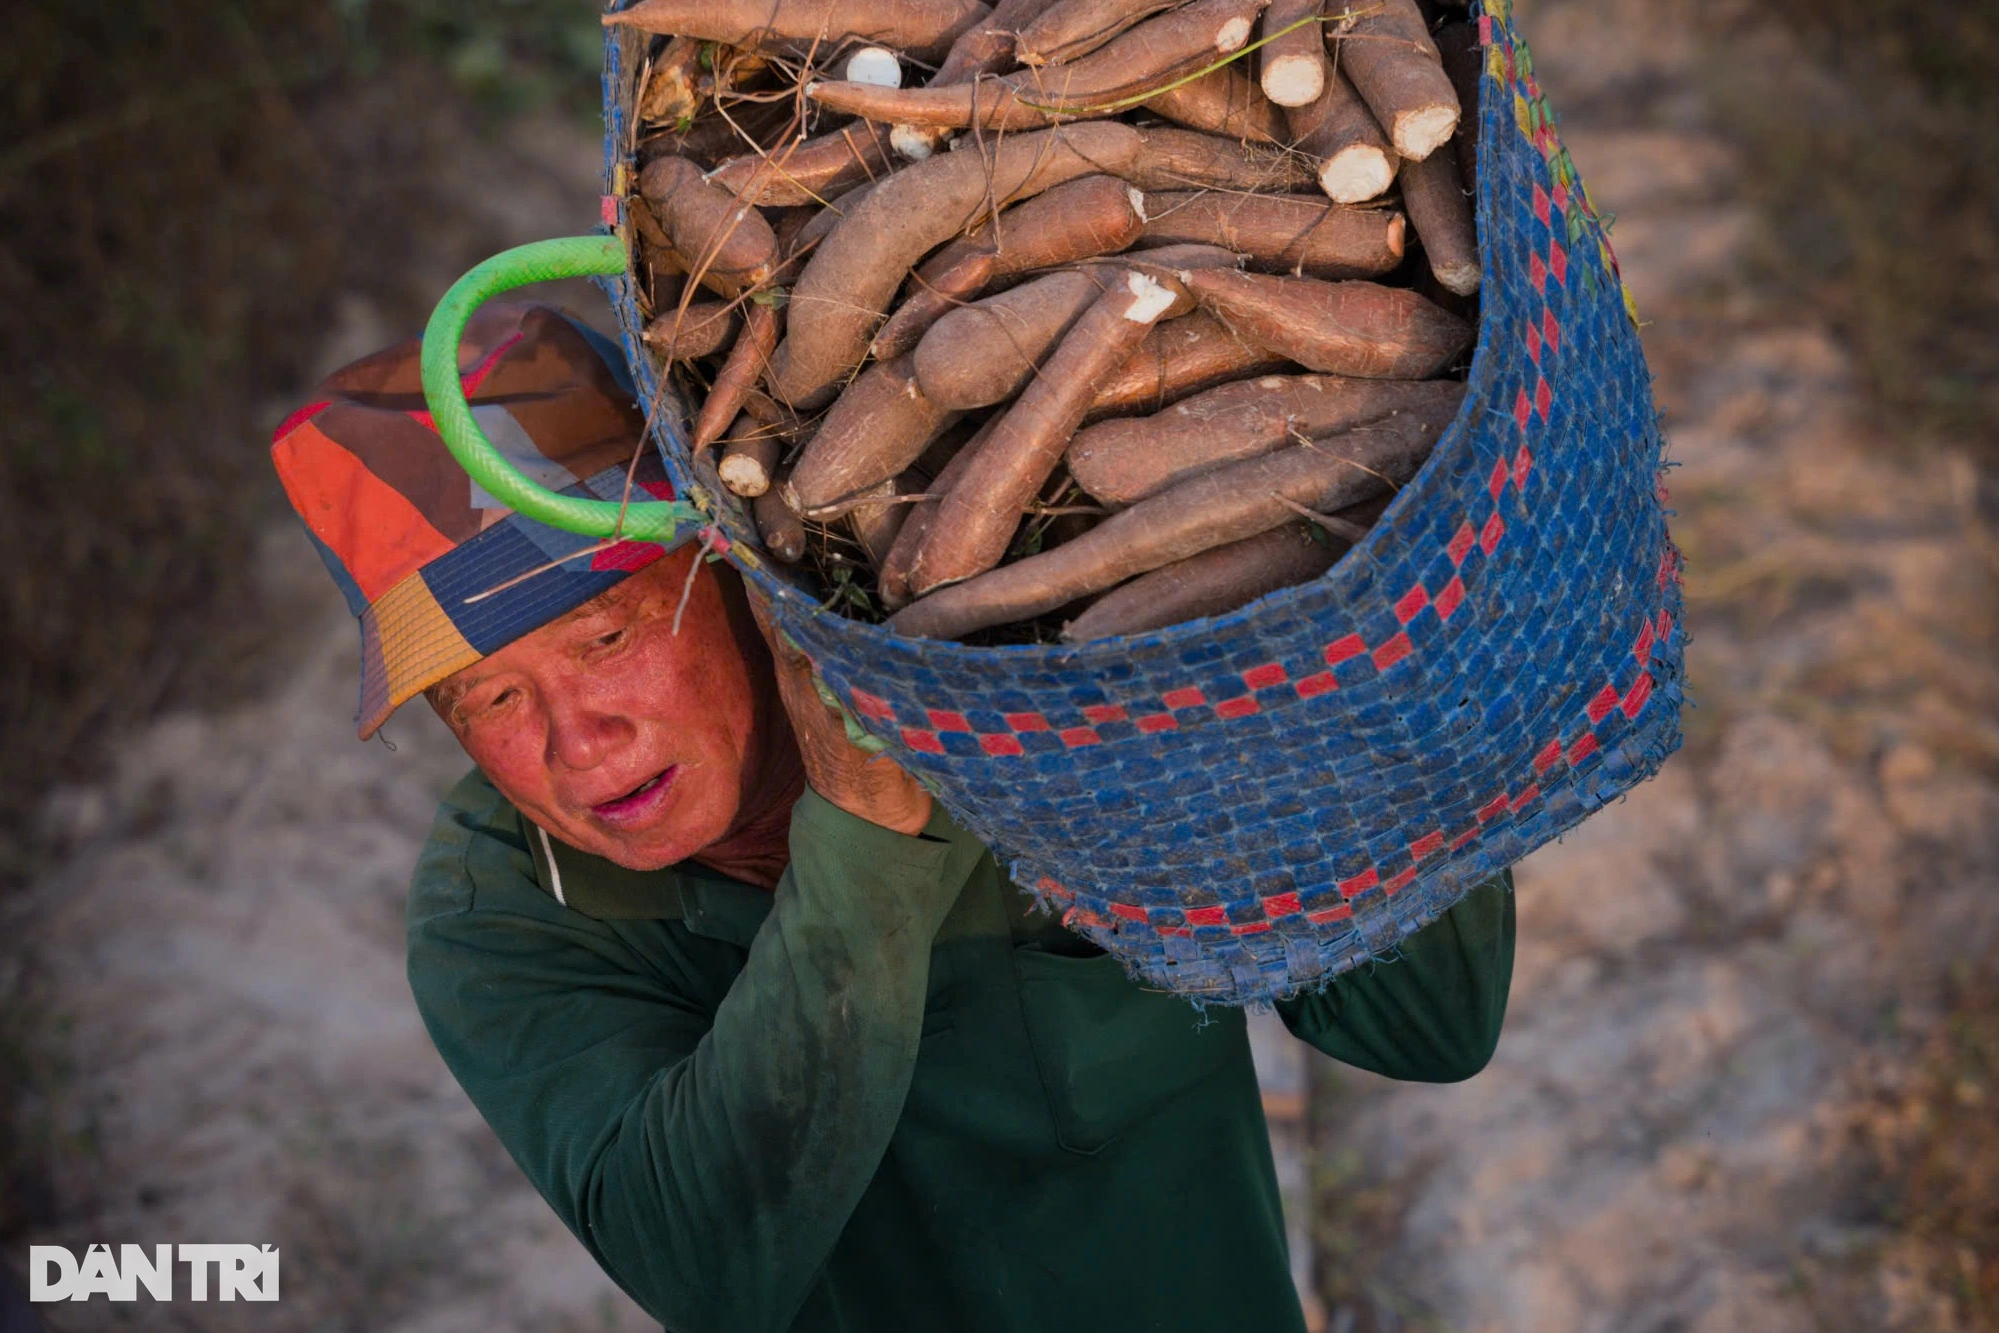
879, 417, 998, 608
753, 484, 808, 563
1398, 148, 1480, 295
870, 249, 999, 360
1258, 0, 1330, 107
780, 179, 878, 267
908, 273, 1177, 593
641, 300, 741, 361
1334, 0, 1459, 160
1067, 242, 1242, 317
1084, 309, 1289, 417
766, 122, 1142, 406
807, 0, 1271, 130
932, 0, 1067, 83
782, 354, 959, 516
912, 269, 1107, 410
1068, 374, 1463, 501
693, 300, 780, 450
1185, 268, 1471, 377
960, 174, 1148, 277
1434, 21, 1483, 200
1137, 190, 1404, 278
605, 0, 989, 57
847, 475, 915, 566
706, 123, 896, 208
637, 37, 711, 129
1124, 126, 1319, 193
1014, 0, 1182, 65
1139, 64, 1289, 143
873, 175, 1145, 358
890, 413, 1439, 638
638, 157, 780, 294
718, 414, 785, 497
1061, 521, 1341, 639
1288, 62, 1399, 202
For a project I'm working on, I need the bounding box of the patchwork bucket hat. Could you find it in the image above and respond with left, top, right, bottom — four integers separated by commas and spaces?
272, 301, 692, 738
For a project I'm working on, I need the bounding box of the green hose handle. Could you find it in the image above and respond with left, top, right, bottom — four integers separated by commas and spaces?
420, 235, 704, 543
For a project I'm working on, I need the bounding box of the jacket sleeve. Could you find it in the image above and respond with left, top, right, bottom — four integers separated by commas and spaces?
1275, 871, 1515, 1083
406, 785, 974, 1333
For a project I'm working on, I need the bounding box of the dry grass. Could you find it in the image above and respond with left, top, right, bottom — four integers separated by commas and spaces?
0, 0, 600, 1255
1795, 964, 1999, 1333
0, 0, 600, 894
1704, 0, 1999, 460
1705, 5, 1999, 1323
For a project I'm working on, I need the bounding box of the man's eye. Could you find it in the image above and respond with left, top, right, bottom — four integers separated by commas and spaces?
590, 627, 631, 652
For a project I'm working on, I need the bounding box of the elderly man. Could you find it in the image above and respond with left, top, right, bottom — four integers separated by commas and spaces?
274, 303, 1515, 1333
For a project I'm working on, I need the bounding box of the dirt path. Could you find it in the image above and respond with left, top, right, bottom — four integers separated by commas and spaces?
1310, 1, 1999, 1329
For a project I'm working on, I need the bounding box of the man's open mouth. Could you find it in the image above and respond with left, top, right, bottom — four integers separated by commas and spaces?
591, 767, 678, 823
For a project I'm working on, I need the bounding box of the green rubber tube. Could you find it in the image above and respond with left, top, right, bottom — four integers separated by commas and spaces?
420, 235, 703, 543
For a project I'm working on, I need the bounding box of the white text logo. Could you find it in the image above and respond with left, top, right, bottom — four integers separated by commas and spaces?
28, 1245, 280, 1302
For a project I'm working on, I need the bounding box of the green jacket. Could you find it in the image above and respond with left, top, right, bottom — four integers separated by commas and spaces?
407, 770, 1514, 1333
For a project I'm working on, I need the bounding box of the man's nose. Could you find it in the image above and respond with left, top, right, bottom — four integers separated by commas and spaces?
544, 694, 634, 772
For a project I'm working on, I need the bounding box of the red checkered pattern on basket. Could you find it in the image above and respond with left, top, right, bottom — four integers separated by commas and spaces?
1040, 603, 1676, 939
847, 164, 1587, 763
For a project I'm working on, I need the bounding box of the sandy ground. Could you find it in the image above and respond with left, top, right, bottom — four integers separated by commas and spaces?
9, 1, 1998, 1330
1305, 1, 1999, 1330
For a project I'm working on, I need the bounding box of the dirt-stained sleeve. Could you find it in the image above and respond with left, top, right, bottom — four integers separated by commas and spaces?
1275, 872, 1515, 1082
405, 783, 976, 1332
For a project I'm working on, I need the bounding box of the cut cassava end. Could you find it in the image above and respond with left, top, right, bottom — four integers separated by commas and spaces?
1185, 268, 1471, 377
1136, 190, 1404, 279
1333, 0, 1459, 161
604, 0, 990, 60
637, 37, 710, 131
1258, 0, 1330, 106
805, 0, 1273, 130
638, 156, 781, 294
767, 121, 1142, 406
878, 416, 1000, 608
1125, 127, 1318, 193
706, 124, 896, 208
890, 413, 1440, 638
718, 415, 785, 497
1014, 0, 1182, 65
912, 269, 1107, 409
641, 300, 742, 361
908, 271, 1179, 593
1086, 309, 1290, 417
782, 354, 959, 516
692, 300, 781, 450
1061, 522, 1341, 639
1067, 374, 1463, 502
1398, 149, 1480, 295
1140, 63, 1289, 143
1287, 64, 1398, 203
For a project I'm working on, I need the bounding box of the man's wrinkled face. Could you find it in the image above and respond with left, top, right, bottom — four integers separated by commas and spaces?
428, 548, 765, 871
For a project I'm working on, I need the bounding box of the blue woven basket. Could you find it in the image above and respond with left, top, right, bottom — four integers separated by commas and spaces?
593, 0, 1685, 1004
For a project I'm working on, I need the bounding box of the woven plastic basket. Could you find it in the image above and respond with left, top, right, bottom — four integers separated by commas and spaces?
421, 0, 1684, 1005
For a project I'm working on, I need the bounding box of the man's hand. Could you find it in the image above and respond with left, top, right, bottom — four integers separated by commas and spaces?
749, 592, 934, 836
